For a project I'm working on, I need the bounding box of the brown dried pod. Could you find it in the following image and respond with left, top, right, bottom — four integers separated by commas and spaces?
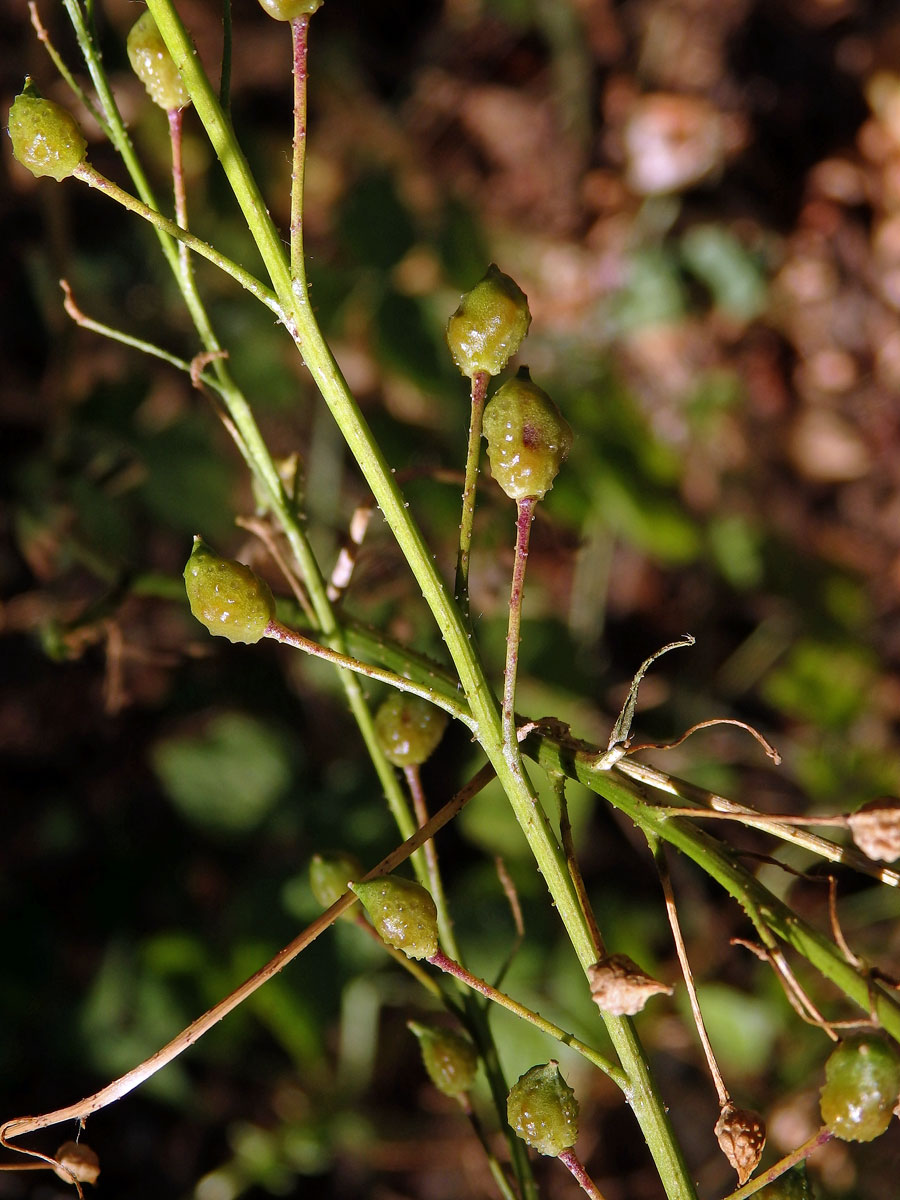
53, 1141, 100, 1186
715, 1104, 766, 1185
848, 798, 900, 862
587, 953, 673, 1016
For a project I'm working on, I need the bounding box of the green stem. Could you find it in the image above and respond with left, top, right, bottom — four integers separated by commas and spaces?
455, 368, 489, 619
143, 7, 699, 1193
265, 619, 473, 728
429, 951, 627, 1088
73, 165, 283, 316
557, 1149, 608, 1200
502, 496, 536, 778
289, 14, 310, 285
404, 765, 460, 957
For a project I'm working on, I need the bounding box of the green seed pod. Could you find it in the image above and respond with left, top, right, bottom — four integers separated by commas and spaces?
507, 1061, 579, 1157
482, 370, 573, 502
183, 537, 275, 644
446, 264, 531, 379
819, 1032, 900, 1142
126, 12, 190, 111
255, 0, 323, 20
374, 693, 449, 768
755, 1165, 814, 1200
309, 851, 363, 913
349, 875, 439, 960
8, 82, 87, 181
408, 1020, 478, 1097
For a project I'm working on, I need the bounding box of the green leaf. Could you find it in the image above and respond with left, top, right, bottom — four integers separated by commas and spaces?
152, 712, 292, 834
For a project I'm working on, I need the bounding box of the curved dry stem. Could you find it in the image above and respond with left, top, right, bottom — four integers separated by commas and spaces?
0, 763, 495, 1150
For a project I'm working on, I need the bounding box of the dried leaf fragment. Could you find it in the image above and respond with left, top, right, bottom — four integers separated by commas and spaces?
53, 1141, 101, 1186
714, 1104, 766, 1185
848, 798, 900, 862
588, 953, 673, 1016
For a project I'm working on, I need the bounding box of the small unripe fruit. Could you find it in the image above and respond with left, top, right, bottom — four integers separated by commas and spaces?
374, 693, 449, 768
819, 1032, 900, 1142
349, 875, 439, 960
446, 264, 531, 379
483, 371, 572, 501
127, 12, 190, 111
310, 851, 363, 913
408, 1020, 478, 1096
183, 537, 275, 644
255, 0, 323, 20
8, 83, 87, 181
507, 1061, 579, 1157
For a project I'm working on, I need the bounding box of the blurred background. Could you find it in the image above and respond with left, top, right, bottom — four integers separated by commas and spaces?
4, 0, 900, 1196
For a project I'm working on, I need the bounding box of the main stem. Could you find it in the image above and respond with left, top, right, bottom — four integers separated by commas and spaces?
145, 5, 697, 1194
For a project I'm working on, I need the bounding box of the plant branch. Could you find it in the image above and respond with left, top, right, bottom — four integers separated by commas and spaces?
0, 762, 496, 1149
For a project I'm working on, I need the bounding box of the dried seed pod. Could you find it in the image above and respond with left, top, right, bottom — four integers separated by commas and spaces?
507, 1061, 579, 1157
588, 953, 673, 1016
715, 1103, 766, 1185
848, 798, 900, 862
374, 692, 449, 768
8, 81, 87, 181
255, 0, 323, 19
53, 1141, 100, 1186
127, 11, 191, 111
183, 537, 276, 644
408, 1020, 478, 1097
350, 875, 439, 959
819, 1032, 900, 1142
309, 851, 363, 913
482, 370, 573, 502
446, 264, 531, 379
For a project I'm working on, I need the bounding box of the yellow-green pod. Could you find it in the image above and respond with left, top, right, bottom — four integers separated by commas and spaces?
183, 537, 275, 644
127, 12, 190, 111
483, 370, 572, 502
374, 693, 448, 768
408, 1021, 478, 1097
446, 264, 531, 379
8, 82, 87, 181
350, 875, 438, 960
309, 851, 363, 915
256, 0, 323, 20
507, 1061, 579, 1157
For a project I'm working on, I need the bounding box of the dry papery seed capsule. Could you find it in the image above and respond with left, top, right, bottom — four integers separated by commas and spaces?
374, 692, 449, 768
8, 81, 87, 181
127, 11, 190, 111
53, 1142, 100, 1186
507, 1061, 579, 1157
309, 850, 364, 914
446, 264, 531, 379
256, 0, 323, 19
183, 537, 275, 644
350, 875, 439, 959
819, 1032, 900, 1142
482, 369, 573, 502
408, 1020, 478, 1097
714, 1103, 766, 1186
